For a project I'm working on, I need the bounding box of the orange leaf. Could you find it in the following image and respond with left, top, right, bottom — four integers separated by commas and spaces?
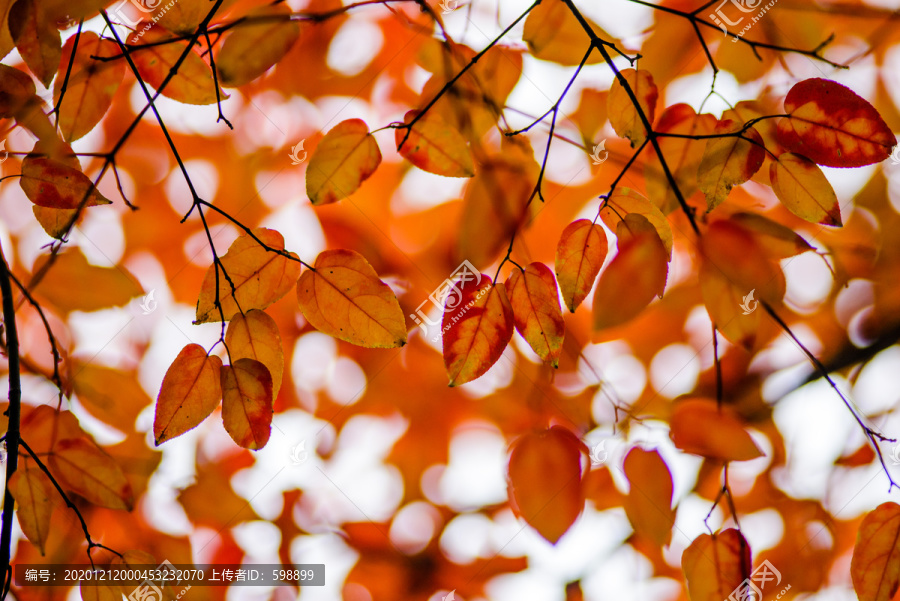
53, 32, 124, 142
0, 62, 36, 117
442, 274, 514, 386
221, 358, 274, 450
682, 529, 751, 601
669, 398, 763, 461
607, 68, 658, 147
8, 0, 60, 87
698, 120, 765, 211
592, 228, 668, 330
623, 448, 675, 546
296, 249, 407, 348
769, 152, 841, 226
194, 228, 302, 324
128, 23, 222, 105
507, 426, 585, 544
851, 502, 900, 601
73, 362, 153, 431
599, 187, 673, 259
225, 309, 284, 397
306, 118, 382, 205
215, 4, 299, 87
9, 461, 57, 554
49, 437, 134, 510
20, 155, 113, 209
154, 343, 223, 445
555, 219, 607, 313
776, 78, 895, 168
505, 262, 565, 368
31, 249, 143, 313
730, 212, 813, 260
395, 110, 474, 178
522, 1, 609, 66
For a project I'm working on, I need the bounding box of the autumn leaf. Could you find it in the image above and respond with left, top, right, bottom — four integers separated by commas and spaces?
669, 398, 763, 461
31, 249, 143, 313
225, 309, 284, 398
7, 0, 60, 87
599, 187, 673, 259
730, 212, 814, 259
49, 437, 134, 510
296, 249, 407, 348
592, 227, 668, 330
698, 120, 765, 211
9, 461, 57, 554
607, 68, 658, 148
128, 23, 222, 105
508, 426, 585, 544
73, 362, 153, 431
221, 358, 274, 450
0, 62, 36, 117
555, 219, 608, 313
776, 78, 895, 168
682, 529, 751, 601
505, 262, 565, 367
20, 155, 113, 209
623, 448, 675, 546
306, 118, 382, 205
154, 343, 223, 445
522, 0, 609, 66
395, 110, 475, 178
769, 152, 841, 226
215, 4, 299, 87
852, 502, 900, 601
194, 228, 302, 324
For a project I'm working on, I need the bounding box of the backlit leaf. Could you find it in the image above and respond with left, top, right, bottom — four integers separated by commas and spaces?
215, 4, 299, 87
221, 358, 273, 450
730, 212, 814, 259
669, 398, 763, 461
505, 262, 565, 368
522, 1, 608, 66
0, 62, 36, 117
306, 118, 382, 205
9, 461, 57, 554
442, 274, 514, 386
8, 0, 60, 87
682, 529, 751, 601
776, 78, 895, 168
852, 502, 900, 601
20, 155, 113, 209
296, 249, 407, 348
599, 187, 673, 259
395, 110, 474, 178
128, 23, 221, 105
195, 228, 302, 324
508, 426, 585, 544
555, 219, 608, 313
623, 448, 675, 546
53, 32, 124, 142
73, 362, 153, 431
592, 228, 668, 330
770, 152, 841, 226
225, 309, 284, 397
607, 68, 658, 148
154, 343, 223, 445
698, 120, 765, 211
31, 249, 143, 313
49, 437, 134, 510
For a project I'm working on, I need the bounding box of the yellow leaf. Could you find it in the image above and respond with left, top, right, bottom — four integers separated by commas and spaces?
154, 343, 223, 445
555, 219, 607, 313
730, 212, 813, 259
506, 262, 565, 368
682, 529, 751, 601
607, 68, 658, 148
522, 1, 609, 66
769, 152, 842, 226
221, 358, 273, 450
698, 120, 765, 211
623, 448, 675, 546
669, 398, 763, 461
49, 437, 134, 510
20, 155, 113, 209
296, 249, 407, 348
128, 23, 222, 105
9, 461, 57, 554
73, 362, 153, 431
32, 249, 143, 313
225, 309, 284, 398
194, 228, 302, 324
395, 110, 474, 178
8, 0, 60, 87
851, 502, 900, 601
599, 187, 673, 259
53, 32, 124, 142
306, 118, 382, 205
216, 4, 299, 87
